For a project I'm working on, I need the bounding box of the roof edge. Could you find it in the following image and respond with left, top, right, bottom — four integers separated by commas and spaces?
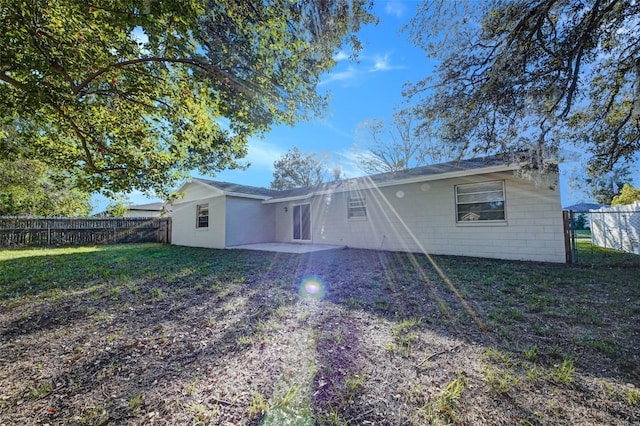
262, 163, 518, 204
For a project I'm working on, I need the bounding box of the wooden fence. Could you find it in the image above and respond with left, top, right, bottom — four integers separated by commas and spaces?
0, 217, 171, 248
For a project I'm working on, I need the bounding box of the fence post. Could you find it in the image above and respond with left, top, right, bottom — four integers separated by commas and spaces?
563, 210, 574, 264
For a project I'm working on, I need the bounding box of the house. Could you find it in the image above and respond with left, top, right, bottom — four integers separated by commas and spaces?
563, 203, 608, 213
563, 202, 608, 229
170, 156, 566, 263
124, 202, 171, 217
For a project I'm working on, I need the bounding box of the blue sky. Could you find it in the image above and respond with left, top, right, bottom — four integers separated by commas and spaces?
94, 1, 599, 212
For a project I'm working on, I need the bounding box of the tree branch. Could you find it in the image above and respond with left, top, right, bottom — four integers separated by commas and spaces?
73, 57, 226, 97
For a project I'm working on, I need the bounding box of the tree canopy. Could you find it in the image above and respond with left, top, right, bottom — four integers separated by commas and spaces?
355, 109, 449, 174
406, 0, 639, 178
271, 147, 324, 190
0, 158, 92, 216
611, 184, 640, 206
0, 0, 375, 197
579, 164, 632, 204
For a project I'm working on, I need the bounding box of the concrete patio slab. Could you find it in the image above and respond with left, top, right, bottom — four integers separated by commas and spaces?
228, 242, 346, 254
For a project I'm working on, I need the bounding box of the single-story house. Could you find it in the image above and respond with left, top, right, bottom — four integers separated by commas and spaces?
170, 156, 566, 263
563, 203, 608, 229
563, 203, 607, 213
124, 202, 172, 217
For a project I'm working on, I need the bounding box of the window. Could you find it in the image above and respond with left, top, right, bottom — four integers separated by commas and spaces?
348, 195, 367, 219
455, 181, 505, 222
196, 203, 209, 228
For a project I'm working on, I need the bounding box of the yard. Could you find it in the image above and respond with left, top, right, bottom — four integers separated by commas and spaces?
0, 243, 638, 425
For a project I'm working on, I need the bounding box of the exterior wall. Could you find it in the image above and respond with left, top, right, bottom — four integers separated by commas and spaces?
273, 172, 565, 263
124, 210, 161, 218
225, 197, 276, 246
171, 195, 226, 249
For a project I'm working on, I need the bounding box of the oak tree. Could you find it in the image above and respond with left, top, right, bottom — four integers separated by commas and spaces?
0, 0, 375, 197
355, 108, 448, 174
271, 147, 324, 190
0, 158, 92, 216
406, 0, 640, 178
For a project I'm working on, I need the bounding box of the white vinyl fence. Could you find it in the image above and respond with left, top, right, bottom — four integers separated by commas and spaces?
590, 201, 640, 255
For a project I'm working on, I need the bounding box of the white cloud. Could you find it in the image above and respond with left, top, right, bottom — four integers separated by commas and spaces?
244, 139, 283, 170
319, 52, 406, 86
385, 1, 407, 18
371, 53, 391, 71
333, 51, 349, 61
369, 53, 406, 72
319, 66, 359, 86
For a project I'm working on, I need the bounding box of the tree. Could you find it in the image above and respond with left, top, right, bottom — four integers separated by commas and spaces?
0, 158, 92, 216
0, 1, 375, 197
355, 109, 449, 174
574, 213, 587, 230
105, 199, 129, 217
405, 0, 640, 178
271, 147, 324, 190
581, 165, 632, 205
611, 184, 640, 206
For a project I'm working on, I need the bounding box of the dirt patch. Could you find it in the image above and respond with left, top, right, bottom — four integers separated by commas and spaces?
0, 245, 638, 425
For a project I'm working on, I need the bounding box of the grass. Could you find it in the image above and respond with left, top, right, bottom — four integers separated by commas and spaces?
1, 242, 638, 425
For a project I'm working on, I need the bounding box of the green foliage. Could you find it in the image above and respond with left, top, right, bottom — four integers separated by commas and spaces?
271, 146, 325, 190
105, 196, 129, 217
249, 390, 268, 417
611, 184, 640, 206
0, 158, 92, 216
406, 0, 640, 176
523, 344, 538, 362
573, 214, 587, 231
551, 358, 575, 384
581, 165, 632, 205
0, 1, 375, 197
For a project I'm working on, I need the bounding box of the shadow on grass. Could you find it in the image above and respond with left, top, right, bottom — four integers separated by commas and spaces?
1, 243, 638, 424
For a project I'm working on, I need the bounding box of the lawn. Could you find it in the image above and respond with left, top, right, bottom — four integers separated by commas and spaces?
0, 243, 638, 425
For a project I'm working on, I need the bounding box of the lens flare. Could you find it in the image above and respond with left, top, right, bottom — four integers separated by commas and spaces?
298, 276, 326, 301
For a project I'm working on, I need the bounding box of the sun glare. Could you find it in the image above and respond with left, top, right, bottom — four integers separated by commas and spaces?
298, 276, 326, 301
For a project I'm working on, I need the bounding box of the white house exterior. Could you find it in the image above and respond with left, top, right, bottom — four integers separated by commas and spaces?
124, 202, 171, 217
170, 156, 566, 263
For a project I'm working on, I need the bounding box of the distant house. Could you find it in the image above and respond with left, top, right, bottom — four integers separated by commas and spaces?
563, 203, 607, 213
170, 155, 566, 263
125, 202, 171, 218
563, 203, 608, 229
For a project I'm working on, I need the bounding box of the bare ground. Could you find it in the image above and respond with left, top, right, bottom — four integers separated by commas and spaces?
0, 245, 638, 425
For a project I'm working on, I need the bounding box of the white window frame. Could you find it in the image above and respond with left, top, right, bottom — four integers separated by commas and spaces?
455, 181, 506, 223
196, 203, 209, 229
347, 195, 367, 220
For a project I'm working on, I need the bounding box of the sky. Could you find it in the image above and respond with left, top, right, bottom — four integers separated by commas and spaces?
93, 0, 601, 212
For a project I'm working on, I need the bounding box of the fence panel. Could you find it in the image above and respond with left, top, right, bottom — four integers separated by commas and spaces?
0, 217, 171, 248
589, 202, 640, 255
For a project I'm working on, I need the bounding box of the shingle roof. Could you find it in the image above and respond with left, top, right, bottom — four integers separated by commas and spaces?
563, 202, 608, 212
195, 154, 514, 200
193, 178, 279, 198
128, 202, 166, 211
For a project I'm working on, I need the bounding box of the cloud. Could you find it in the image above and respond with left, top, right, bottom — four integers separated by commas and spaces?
244, 139, 283, 170
319, 66, 358, 86
369, 53, 406, 72
385, 1, 407, 18
333, 51, 349, 61
320, 52, 406, 86
371, 54, 392, 71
